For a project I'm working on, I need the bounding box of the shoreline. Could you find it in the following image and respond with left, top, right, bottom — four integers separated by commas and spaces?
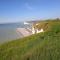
16, 28, 32, 37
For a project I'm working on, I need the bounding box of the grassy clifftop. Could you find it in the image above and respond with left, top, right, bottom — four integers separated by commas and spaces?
0, 19, 60, 60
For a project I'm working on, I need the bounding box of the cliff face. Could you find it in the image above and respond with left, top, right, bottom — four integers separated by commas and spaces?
34, 19, 60, 31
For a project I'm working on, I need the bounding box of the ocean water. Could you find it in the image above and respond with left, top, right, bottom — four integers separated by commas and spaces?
0, 22, 25, 44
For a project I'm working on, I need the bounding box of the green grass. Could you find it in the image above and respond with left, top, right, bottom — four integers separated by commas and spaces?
0, 19, 60, 60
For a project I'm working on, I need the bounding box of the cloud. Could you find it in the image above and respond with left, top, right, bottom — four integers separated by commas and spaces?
25, 3, 33, 10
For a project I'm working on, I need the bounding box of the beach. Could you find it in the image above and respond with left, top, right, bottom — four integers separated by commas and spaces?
16, 28, 32, 37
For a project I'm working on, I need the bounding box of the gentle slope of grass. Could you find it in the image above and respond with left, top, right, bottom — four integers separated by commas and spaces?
0, 19, 60, 60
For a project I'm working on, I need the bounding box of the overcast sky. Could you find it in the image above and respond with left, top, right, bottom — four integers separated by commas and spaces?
0, 0, 60, 23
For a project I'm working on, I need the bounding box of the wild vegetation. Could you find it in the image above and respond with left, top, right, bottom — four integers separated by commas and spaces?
0, 19, 60, 60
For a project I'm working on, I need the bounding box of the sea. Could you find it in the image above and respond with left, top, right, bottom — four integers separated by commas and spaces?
0, 22, 27, 44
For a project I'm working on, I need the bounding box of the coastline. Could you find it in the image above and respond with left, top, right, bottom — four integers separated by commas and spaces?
16, 28, 32, 37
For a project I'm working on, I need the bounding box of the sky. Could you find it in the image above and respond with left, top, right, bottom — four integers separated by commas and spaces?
0, 0, 60, 23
